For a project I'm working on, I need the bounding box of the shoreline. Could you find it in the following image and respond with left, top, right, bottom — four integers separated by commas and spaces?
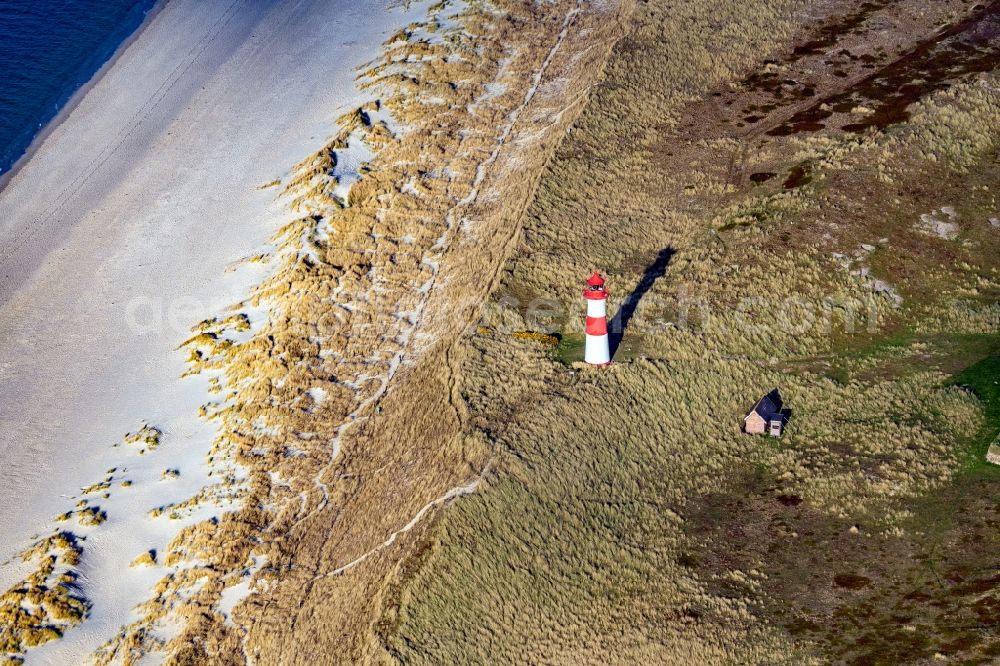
0, 0, 169, 196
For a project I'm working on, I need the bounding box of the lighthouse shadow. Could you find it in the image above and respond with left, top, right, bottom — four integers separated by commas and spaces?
608, 246, 675, 358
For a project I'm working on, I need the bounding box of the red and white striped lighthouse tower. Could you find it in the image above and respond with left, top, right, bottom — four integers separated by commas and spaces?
583, 271, 611, 365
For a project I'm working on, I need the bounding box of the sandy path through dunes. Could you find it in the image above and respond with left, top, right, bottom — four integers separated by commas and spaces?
0, 0, 431, 661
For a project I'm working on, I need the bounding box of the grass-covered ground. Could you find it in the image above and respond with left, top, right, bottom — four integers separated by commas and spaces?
950, 355, 1000, 461
375, 0, 1000, 662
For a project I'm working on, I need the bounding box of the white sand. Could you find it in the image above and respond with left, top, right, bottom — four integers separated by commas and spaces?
0, 0, 433, 661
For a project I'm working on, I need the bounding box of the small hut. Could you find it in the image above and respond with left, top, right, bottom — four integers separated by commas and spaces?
744, 388, 786, 437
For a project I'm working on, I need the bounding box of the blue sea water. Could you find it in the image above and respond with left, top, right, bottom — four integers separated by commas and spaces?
0, 0, 158, 177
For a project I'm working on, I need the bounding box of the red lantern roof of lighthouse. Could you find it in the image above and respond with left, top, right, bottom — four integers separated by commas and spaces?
585, 271, 605, 287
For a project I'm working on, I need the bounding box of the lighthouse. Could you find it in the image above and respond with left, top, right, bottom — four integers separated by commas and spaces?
583, 271, 611, 365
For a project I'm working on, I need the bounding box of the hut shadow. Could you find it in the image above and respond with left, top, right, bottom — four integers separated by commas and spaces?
609, 246, 675, 358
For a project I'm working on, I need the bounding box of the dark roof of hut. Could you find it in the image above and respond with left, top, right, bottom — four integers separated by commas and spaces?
745, 388, 783, 420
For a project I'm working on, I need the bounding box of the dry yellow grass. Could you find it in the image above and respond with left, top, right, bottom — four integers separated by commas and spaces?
130, 551, 157, 568
121, 423, 162, 454
511, 330, 560, 346
0, 533, 88, 662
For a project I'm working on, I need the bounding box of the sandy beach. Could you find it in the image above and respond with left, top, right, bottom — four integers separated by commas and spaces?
0, 0, 433, 661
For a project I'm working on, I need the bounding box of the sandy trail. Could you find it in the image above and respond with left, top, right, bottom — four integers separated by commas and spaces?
0, 0, 430, 661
